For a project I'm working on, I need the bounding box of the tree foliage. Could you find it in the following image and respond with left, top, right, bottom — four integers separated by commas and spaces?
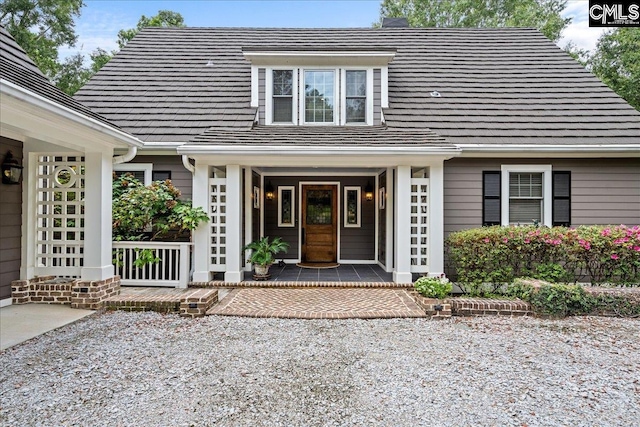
117, 10, 184, 48
379, 0, 570, 42
0, 0, 84, 78
589, 28, 640, 111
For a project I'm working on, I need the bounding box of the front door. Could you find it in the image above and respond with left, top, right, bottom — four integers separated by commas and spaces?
302, 185, 337, 263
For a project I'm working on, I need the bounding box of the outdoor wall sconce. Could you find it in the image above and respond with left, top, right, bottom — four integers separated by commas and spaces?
364, 181, 374, 201
2, 150, 23, 185
265, 181, 275, 201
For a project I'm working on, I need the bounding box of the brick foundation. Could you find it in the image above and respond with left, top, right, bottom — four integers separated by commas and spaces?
71, 276, 121, 310
104, 288, 218, 317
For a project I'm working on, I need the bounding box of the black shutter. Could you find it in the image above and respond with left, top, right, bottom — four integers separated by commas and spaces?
483, 171, 501, 226
553, 171, 571, 226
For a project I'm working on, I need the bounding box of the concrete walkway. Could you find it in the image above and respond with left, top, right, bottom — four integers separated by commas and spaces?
0, 304, 95, 351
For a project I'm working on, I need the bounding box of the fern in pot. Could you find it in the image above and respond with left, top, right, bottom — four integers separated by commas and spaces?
244, 237, 290, 277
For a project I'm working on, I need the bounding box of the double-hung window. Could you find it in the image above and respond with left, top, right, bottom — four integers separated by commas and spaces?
345, 70, 367, 123
501, 165, 553, 226
272, 70, 294, 123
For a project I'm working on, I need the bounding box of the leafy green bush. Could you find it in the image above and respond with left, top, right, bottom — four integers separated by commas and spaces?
414, 276, 453, 299
528, 283, 594, 317
447, 225, 640, 291
112, 173, 208, 241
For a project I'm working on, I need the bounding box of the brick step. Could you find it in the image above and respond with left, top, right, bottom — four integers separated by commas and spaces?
104, 288, 218, 318
190, 281, 412, 289
450, 298, 532, 316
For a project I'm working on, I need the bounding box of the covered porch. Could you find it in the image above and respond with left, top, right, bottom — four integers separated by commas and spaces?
179, 127, 460, 285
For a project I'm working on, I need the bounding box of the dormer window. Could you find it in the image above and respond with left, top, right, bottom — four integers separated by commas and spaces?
345, 70, 366, 123
245, 48, 395, 127
272, 70, 294, 123
304, 70, 336, 124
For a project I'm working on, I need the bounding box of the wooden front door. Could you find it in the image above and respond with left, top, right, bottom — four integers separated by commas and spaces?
302, 185, 337, 263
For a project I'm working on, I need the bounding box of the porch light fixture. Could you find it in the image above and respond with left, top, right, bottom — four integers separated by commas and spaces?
2, 150, 23, 185
364, 182, 374, 201
265, 181, 275, 201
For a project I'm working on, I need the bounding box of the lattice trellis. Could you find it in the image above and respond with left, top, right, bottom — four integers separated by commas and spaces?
209, 178, 227, 270
35, 155, 85, 276
410, 178, 429, 272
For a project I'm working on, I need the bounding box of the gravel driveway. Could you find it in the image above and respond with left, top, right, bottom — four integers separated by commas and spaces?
1, 312, 638, 427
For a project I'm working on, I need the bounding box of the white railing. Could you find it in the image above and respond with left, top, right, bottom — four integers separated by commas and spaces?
112, 241, 192, 288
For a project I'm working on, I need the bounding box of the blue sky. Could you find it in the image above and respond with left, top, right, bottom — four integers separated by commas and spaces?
60, 0, 607, 60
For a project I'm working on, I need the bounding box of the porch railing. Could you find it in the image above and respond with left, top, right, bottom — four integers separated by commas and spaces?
112, 241, 192, 288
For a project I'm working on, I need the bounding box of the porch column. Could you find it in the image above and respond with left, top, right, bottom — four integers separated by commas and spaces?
225, 165, 244, 283
428, 161, 445, 277
394, 165, 412, 283
385, 167, 394, 272
80, 149, 114, 281
243, 167, 253, 272
192, 162, 210, 282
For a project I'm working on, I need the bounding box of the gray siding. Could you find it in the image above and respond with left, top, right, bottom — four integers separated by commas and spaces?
263, 176, 376, 261
444, 157, 640, 235
129, 155, 193, 200
258, 68, 265, 125
373, 68, 381, 125
0, 136, 23, 300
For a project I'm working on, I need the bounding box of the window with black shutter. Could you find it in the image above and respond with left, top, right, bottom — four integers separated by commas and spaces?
483, 171, 501, 226
152, 170, 171, 181
552, 171, 571, 226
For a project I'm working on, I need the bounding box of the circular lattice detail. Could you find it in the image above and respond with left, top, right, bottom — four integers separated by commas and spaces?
53, 166, 77, 188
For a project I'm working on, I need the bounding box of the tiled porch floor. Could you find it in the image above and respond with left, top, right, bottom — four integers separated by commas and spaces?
266, 264, 393, 283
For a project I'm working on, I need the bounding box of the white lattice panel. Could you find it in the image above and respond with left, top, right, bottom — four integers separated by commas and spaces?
410, 178, 429, 272
209, 178, 227, 270
35, 155, 85, 276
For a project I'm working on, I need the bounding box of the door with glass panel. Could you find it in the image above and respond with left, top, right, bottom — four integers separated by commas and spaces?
302, 185, 337, 263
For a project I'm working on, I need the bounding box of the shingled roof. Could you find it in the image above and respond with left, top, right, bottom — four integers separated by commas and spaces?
0, 26, 127, 133
75, 27, 640, 146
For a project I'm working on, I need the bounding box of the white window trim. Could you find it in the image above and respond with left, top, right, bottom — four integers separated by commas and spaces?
343, 186, 361, 228
113, 163, 152, 185
278, 185, 295, 227
500, 165, 552, 227
340, 68, 374, 126
301, 67, 340, 125
266, 67, 299, 125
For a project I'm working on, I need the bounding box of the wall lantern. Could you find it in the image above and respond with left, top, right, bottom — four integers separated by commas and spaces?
265, 181, 275, 201
364, 181, 374, 201
2, 150, 23, 185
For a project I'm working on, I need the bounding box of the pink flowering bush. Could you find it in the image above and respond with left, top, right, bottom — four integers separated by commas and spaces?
446, 225, 640, 294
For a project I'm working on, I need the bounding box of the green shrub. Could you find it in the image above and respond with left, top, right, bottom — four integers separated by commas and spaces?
446, 225, 640, 289
528, 284, 594, 317
414, 276, 453, 299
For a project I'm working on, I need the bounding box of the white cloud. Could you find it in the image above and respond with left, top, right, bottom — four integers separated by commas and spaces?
559, 1, 608, 53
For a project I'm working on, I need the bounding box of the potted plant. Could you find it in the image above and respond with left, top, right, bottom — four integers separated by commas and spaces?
244, 237, 290, 278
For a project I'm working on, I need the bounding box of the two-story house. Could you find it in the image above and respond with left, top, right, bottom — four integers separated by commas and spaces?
72, 24, 640, 285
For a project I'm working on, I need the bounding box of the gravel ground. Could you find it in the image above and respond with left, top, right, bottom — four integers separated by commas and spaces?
1, 312, 638, 427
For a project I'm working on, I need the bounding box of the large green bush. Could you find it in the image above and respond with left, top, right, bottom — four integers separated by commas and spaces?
447, 225, 640, 295
112, 173, 208, 241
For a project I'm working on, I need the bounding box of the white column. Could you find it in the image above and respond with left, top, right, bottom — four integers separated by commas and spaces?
243, 167, 253, 272
428, 161, 445, 277
385, 167, 394, 272
225, 165, 244, 283
80, 150, 114, 281
191, 161, 210, 282
21, 150, 37, 280
394, 165, 412, 284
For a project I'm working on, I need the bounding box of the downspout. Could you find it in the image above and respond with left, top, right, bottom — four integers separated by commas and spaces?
112, 146, 137, 165
182, 155, 195, 173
